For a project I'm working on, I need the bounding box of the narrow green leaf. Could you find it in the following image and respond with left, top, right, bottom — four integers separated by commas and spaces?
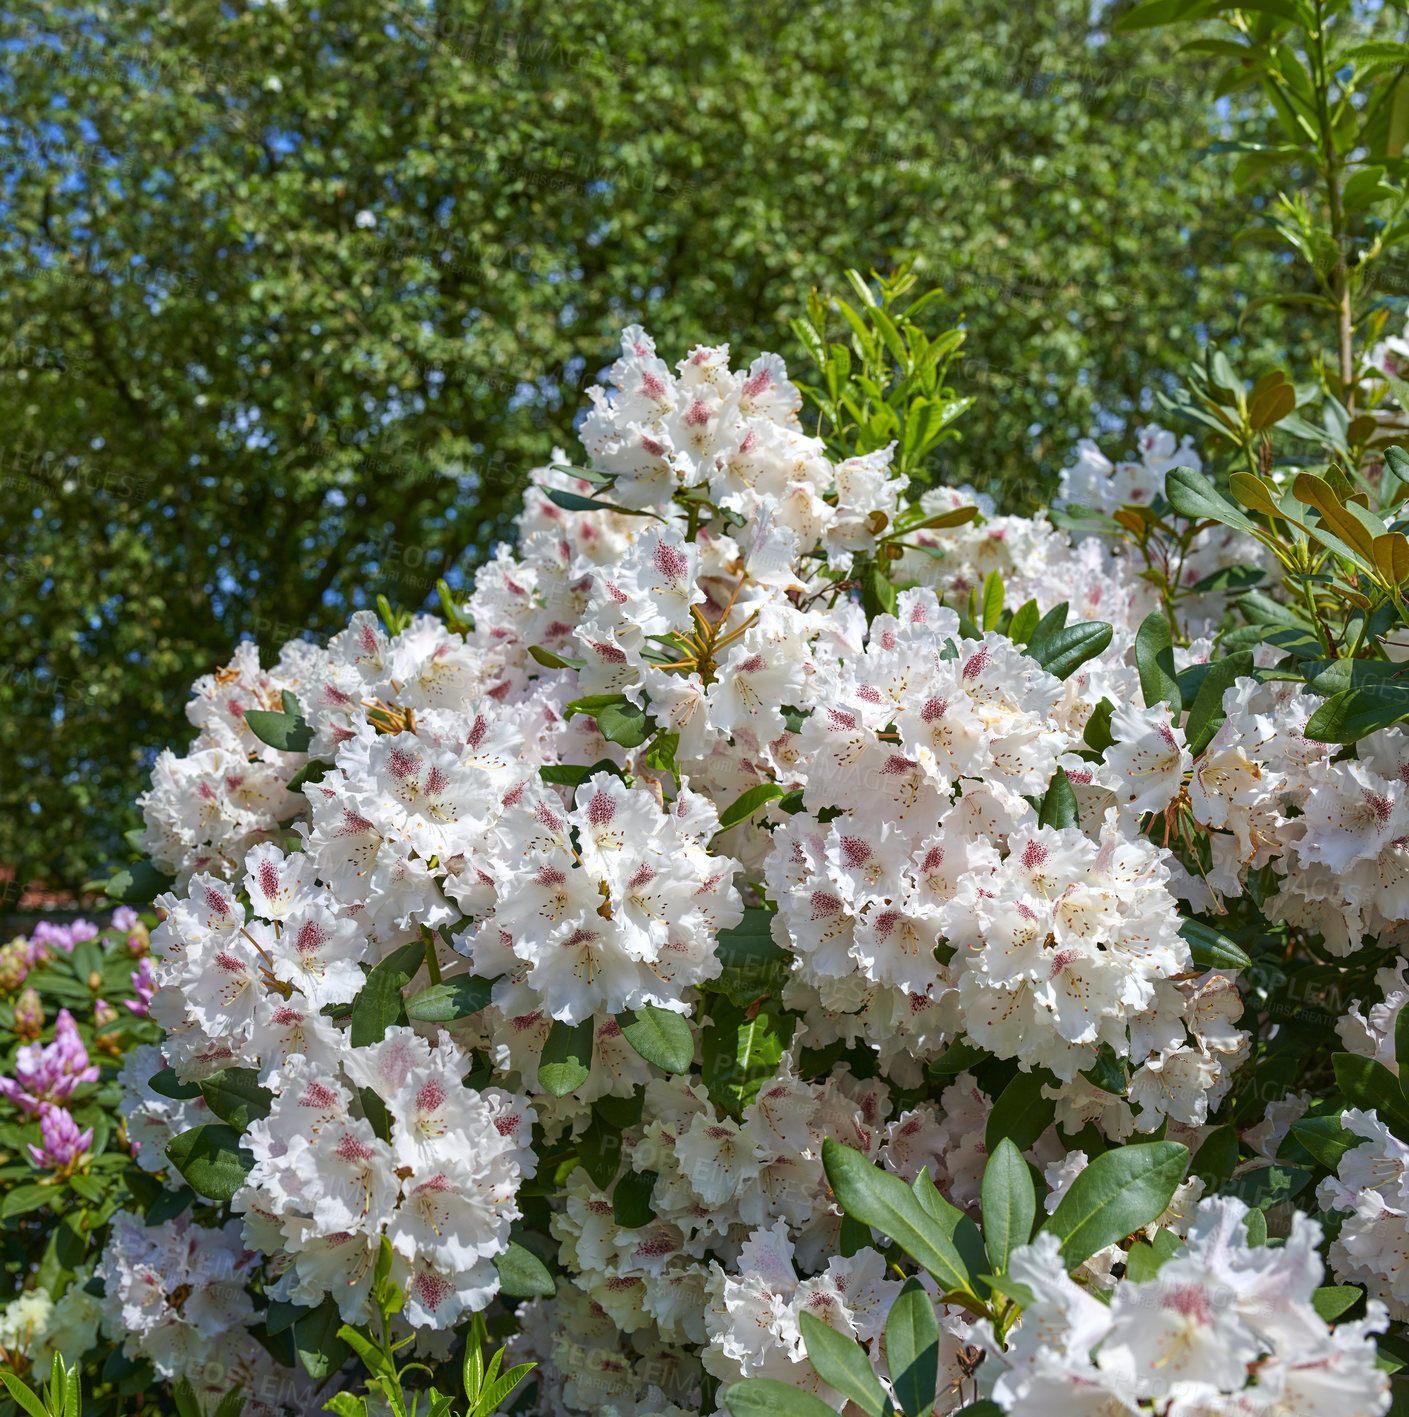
1007, 598, 1040, 646
718, 782, 787, 830
1185, 651, 1255, 754
546, 486, 662, 518
0, 1373, 48, 1417
1178, 920, 1252, 970
1036, 767, 1078, 830
798, 1312, 890, 1417
1135, 612, 1181, 713
147, 1068, 203, 1101
822, 1139, 972, 1294
1286, 1114, 1354, 1170
703, 1001, 796, 1113
886, 1278, 939, 1417
980, 1139, 1036, 1276
981, 570, 1004, 632
1164, 465, 1263, 537
985, 1070, 1056, 1153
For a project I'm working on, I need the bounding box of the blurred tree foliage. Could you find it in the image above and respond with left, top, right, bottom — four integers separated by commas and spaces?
0, 0, 1361, 889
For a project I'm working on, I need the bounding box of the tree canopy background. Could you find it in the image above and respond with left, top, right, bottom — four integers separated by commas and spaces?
0, 0, 1345, 891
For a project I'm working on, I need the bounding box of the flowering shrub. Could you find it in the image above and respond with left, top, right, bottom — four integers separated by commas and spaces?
0, 910, 160, 1412
10, 237, 1390, 1417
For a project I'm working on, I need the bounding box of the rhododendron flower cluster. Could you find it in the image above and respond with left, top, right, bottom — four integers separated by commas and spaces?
992, 1198, 1389, 1416
95, 324, 1407, 1416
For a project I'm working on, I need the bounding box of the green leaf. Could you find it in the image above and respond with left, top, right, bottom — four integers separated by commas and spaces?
1124, 1226, 1183, 1281
293, 1298, 348, 1381
1190, 1124, 1240, 1190
1178, 920, 1252, 970
244, 694, 314, 753
538, 1018, 594, 1097
985, 1069, 1056, 1154
1028, 620, 1114, 680
1, 1184, 54, 1219
1042, 1142, 1189, 1268
546, 486, 662, 518
563, 692, 632, 719
473, 1361, 537, 1417
718, 783, 786, 830
886, 1278, 939, 1417
405, 976, 495, 1022
148, 1068, 203, 1101
91, 858, 176, 904
597, 698, 653, 747
981, 570, 1004, 632
1386, 445, 1409, 487
493, 1241, 555, 1298
264, 1299, 305, 1337
618, 1005, 694, 1073
798, 1312, 891, 1417
198, 1069, 273, 1132
528, 644, 587, 670
1115, 0, 1219, 32
1305, 684, 1409, 744
323, 1396, 369, 1417
713, 908, 791, 1004
1223, 1163, 1311, 1211
1083, 698, 1116, 753
349, 941, 424, 1047
1334, 1053, 1409, 1139
703, 1000, 796, 1113
578, 1118, 625, 1189
1286, 1114, 1354, 1170
613, 1169, 657, 1228
980, 1139, 1036, 1276
1036, 767, 1078, 830
165, 1123, 254, 1203
1184, 651, 1255, 754
821, 1139, 972, 1294
1135, 612, 1181, 713
724, 1379, 848, 1417
1008, 599, 1040, 646
913, 1169, 989, 1299
1164, 466, 1263, 538
1313, 1285, 1363, 1322
0, 1372, 49, 1417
